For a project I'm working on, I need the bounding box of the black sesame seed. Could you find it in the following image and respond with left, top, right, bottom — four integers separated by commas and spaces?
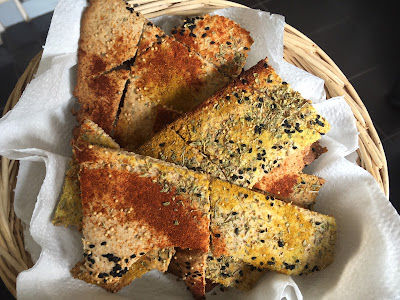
244, 47, 249, 50
101, 241, 107, 246
232, 212, 238, 215
159, 143, 165, 147
140, 252, 145, 256
210, 41, 215, 44
263, 62, 269, 68
205, 26, 210, 30
215, 234, 221, 238
316, 221, 321, 225
278, 241, 285, 247
202, 33, 207, 38
312, 266, 320, 272
221, 266, 226, 270
225, 95, 230, 100
267, 261, 275, 265
234, 228, 239, 235
244, 194, 248, 198
241, 79, 247, 84
229, 140, 234, 143
248, 148, 253, 153
226, 41, 232, 45
98, 272, 108, 278
251, 257, 257, 260
260, 239, 265, 243
89, 244, 95, 248
285, 265, 295, 270
282, 81, 288, 85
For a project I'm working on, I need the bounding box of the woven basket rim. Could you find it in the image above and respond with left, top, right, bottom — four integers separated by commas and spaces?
0, 0, 389, 298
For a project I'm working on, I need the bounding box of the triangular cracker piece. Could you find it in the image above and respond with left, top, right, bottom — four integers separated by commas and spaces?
172, 14, 253, 78
114, 35, 230, 149
209, 179, 336, 276
72, 143, 211, 292
53, 120, 120, 229
171, 58, 330, 189
77, 0, 145, 77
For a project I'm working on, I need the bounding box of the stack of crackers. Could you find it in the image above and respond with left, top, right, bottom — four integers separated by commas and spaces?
52, 0, 336, 299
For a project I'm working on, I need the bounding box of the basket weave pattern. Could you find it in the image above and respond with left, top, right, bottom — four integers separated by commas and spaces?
0, 1, 388, 298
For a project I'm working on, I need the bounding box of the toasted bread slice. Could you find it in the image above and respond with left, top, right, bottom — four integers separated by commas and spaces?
172, 14, 253, 78
113, 35, 230, 149
75, 69, 130, 135
210, 179, 336, 276
71, 143, 210, 293
53, 120, 120, 229
76, 0, 145, 78
171, 58, 330, 189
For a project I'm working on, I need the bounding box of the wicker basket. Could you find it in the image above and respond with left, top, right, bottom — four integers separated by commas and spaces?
0, 0, 389, 298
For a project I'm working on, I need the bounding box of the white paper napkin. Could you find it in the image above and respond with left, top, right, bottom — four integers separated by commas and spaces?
0, 1, 399, 299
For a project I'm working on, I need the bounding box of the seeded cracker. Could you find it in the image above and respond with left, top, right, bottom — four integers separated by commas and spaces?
171, 58, 330, 189
72, 143, 211, 294
172, 14, 253, 78
114, 34, 230, 149
209, 180, 336, 275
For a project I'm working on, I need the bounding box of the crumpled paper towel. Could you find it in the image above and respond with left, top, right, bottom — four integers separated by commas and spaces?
0, 0, 399, 299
